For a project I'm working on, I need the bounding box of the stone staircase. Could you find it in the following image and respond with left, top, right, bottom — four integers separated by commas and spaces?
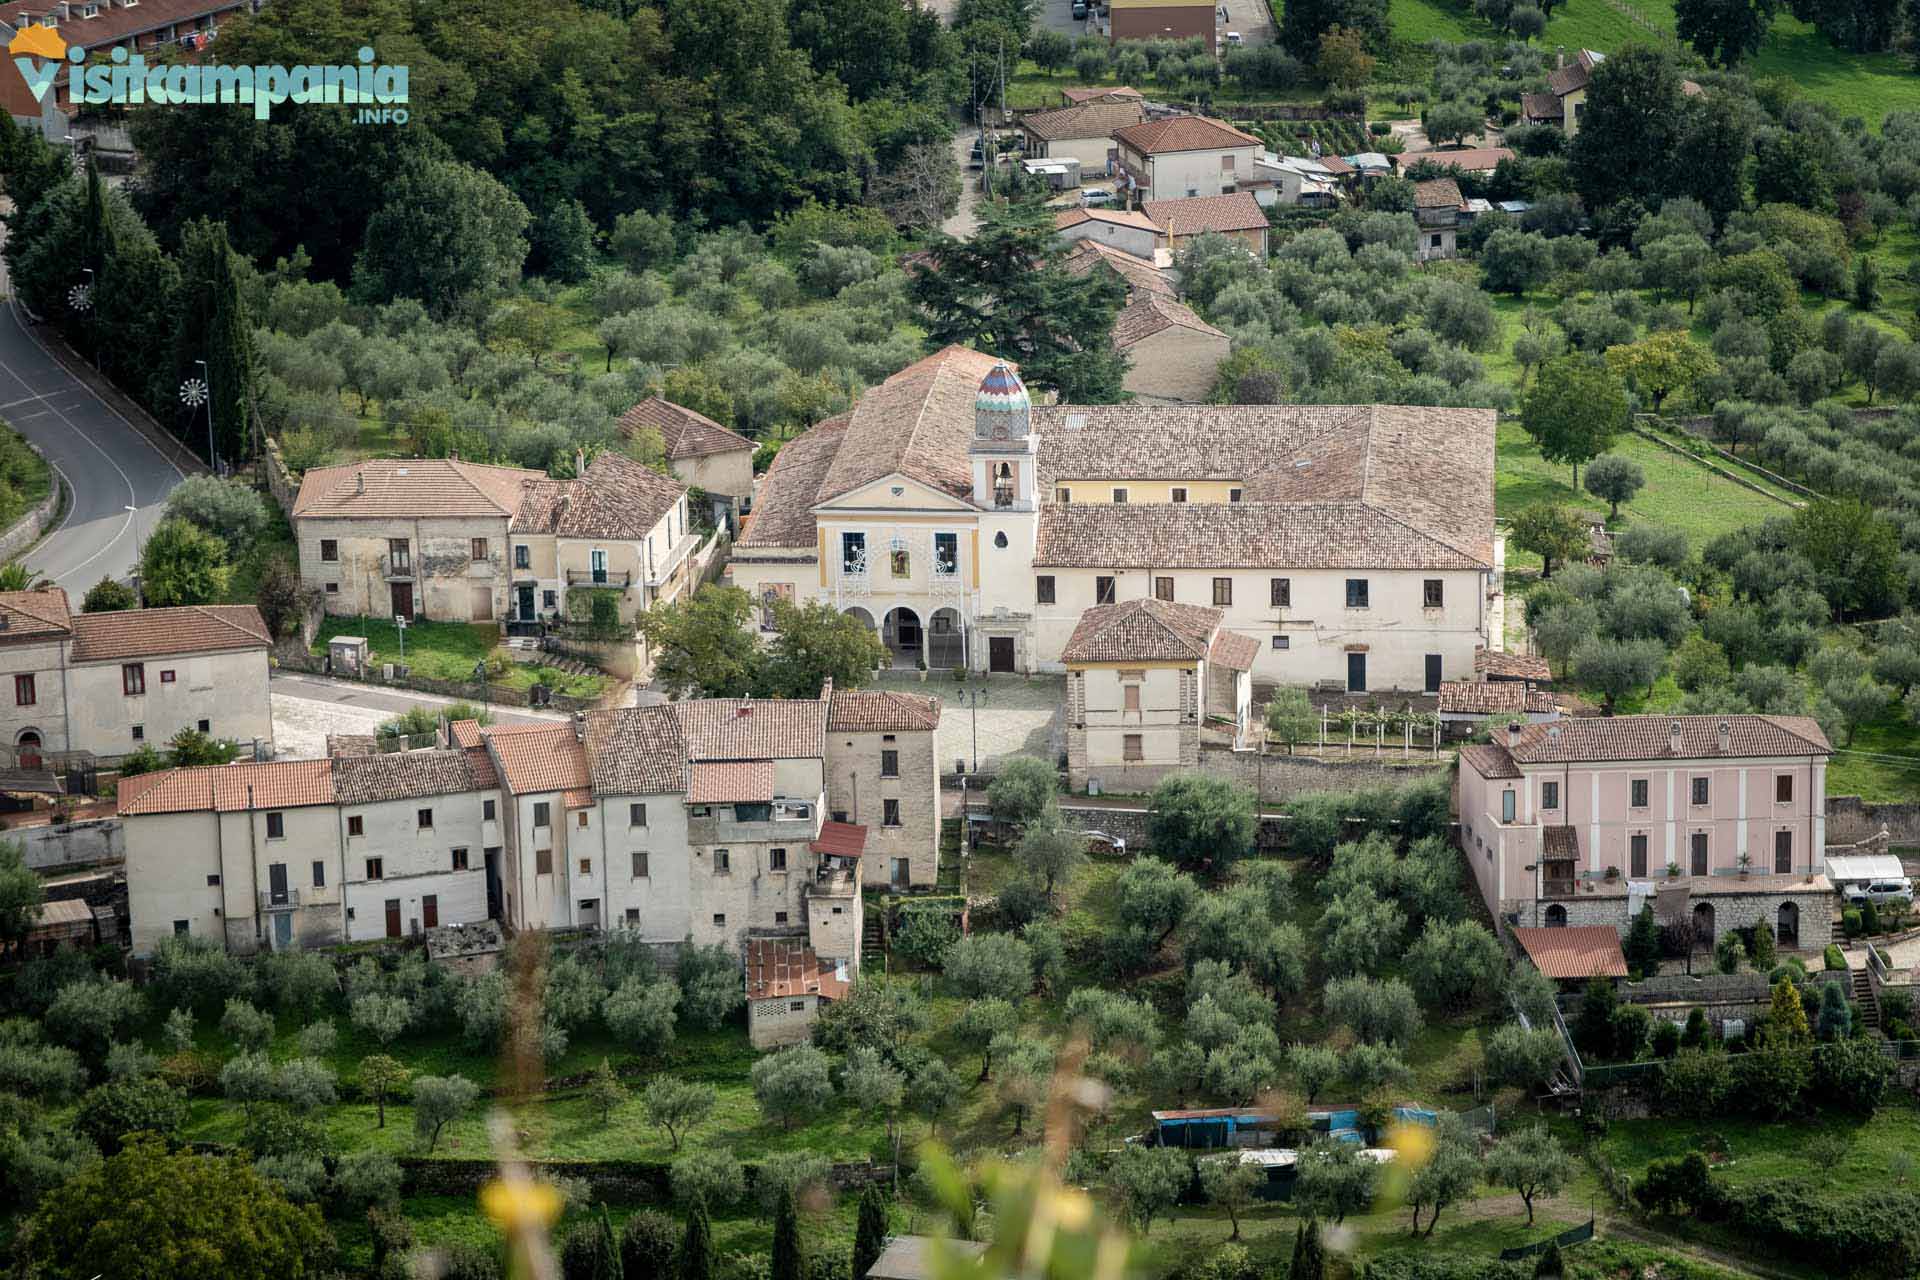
1852, 965, 1880, 1031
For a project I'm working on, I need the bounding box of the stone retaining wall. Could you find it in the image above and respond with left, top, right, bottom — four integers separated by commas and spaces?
1538, 882, 1834, 956
1826, 796, 1920, 847
0, 472, 59, 564
1072, 744, 1446, 804
18, 817, 122, 870
273, 648, 601, 713
395, 1157, 893, 1202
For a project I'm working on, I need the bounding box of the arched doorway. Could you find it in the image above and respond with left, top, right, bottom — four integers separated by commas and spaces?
882, 606, 923, 669
16, 730, 42, 771
1777, 901, 1799, 947
1544, 903, 1567, 928
1692, 902, 1716, 949
843, 606, 877, 632
927, 607, 965, 670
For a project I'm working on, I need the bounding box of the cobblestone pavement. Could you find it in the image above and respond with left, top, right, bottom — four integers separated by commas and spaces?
870, 671, 1065, 772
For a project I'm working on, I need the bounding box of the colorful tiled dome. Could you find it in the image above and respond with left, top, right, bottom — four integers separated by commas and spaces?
975, 362, 1031, 440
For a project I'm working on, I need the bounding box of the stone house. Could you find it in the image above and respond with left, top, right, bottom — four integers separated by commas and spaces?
1456, 715, 1835, 955
1053, 207, 1168, 262
1412, 177, 1462, 262
824, 686, 943, 889
333, 749, 496, 944
1018, 100, 1142, 177
1113, 116, 1262, 203
1062, 598, 1255, 792
617, 396, 757, 523
0, 589, 273, 767
1141, 192, 1270, 257
727, 349, 1501, 691
1113, 292, 1231, 403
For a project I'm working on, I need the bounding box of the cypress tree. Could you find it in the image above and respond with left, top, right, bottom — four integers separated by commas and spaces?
174, 218, 256, 468
1289, 1214, 1326, 1280
853, 1185, 889, 1280
679, 1197, 714, 1280
597, 1204, 625, 1280
771, 1184, 802, 1280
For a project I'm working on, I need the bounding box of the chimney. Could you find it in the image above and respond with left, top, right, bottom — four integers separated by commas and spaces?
1555, 46, 1565, 67
1505, 720, 1522, 749
355, 470, 365, 496
1669, 721, 1683, 755
575, 449, 587, 478
573, 711, 587, 743
1717, 721, 1732, 754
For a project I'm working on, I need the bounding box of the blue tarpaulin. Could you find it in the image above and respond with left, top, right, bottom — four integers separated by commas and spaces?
1393, 1107, 1438, 1128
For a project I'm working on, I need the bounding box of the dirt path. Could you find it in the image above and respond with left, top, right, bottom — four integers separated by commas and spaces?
1602, 1218, 1804, 1280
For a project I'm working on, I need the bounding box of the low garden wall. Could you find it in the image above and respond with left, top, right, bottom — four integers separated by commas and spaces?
392, 1158, 894, 1202
0, 473, 59, 563
273, 649, 601, 713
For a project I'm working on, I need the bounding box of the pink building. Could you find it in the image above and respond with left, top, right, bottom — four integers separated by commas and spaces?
1457, 715, 1835, 955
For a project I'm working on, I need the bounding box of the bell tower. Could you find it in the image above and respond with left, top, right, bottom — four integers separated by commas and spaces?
970, 362, 1036, 510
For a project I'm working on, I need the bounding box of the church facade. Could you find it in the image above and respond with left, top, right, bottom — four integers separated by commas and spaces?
727, 346, 1503, 693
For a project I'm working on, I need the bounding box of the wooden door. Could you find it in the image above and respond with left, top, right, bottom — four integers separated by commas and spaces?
470, 584, 492, 621
384, 898, 402, 938
1347, 652, 1367, 693
390, 582, 414, 620
422, 895, 438, 929
1424, 654, 1442, 693
989, 636, 1015, 672
268, 863, 288, 906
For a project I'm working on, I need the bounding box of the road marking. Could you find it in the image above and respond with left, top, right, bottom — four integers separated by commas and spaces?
0, 344, 140, 586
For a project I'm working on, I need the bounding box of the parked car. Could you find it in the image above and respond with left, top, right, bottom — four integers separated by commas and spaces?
1082, 831, 1126, 856
1847, 878, 1914, 906
1225, 30, 1244, 45
1081, 188, 1117, 207
1072, 0, 1088, 16
968, 139, 985, 168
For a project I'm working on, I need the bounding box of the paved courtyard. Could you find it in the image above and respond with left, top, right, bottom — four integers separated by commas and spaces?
870, 671, 1064, 774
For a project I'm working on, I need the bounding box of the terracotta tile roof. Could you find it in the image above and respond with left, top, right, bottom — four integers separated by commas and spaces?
617, 397, 754, 460
812, 820, 868, 857
1542, 826, 1578, 857
1019, 100, 1143, 142
333, 749, 481, 805
1546, 49, 1602, 97
1521, 91, 1561, 120
465, 745, 499, 790
485, 724, 590, 794
1142, 193, 1268, 237
449, 720, 484, 748
1513, 926, 1628, 980
1061, 598, 1222, 662
746, 938, 849, 1000
1502, 715, 1831, 764
1061, 85, 1144, 104
116, 760, 336, 816
736, 414, 850, 550
687, 760, 775, 804
1114, 115, 1260, 155
1035, 502, 1488, 570
1318, 154, 1355, 176
1413, 178, 1463, 209
583, 706, 685, 795
1436, 681, 1556, 714
1476, 648, 1551, 681
563, 788, 594, 809
1060, 240, 1177, 297
814, 346, 1005, 506
0, 588, 72, 640
0, 0, 246, 57
293, 458, 539, 519
1457, 743, 1521, 779
1209, 630, 1260, 671
69, 605, 270, 663
1112, 292, 1228, 348
675, 699, 827, 761
1401, 147, 1514, 174
1055, 207, 1164, 234
513, 451, 685, 540
827, 689, 942, 732
326, 734, 380, 758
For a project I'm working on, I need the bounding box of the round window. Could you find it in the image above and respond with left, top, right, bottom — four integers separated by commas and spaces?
993, 532, 1008, 548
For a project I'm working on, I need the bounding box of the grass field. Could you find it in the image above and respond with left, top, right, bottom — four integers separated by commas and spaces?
310, 617, 608, 698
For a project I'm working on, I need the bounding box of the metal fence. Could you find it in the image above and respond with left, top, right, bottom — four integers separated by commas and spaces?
1498, 1217, 1596, 1262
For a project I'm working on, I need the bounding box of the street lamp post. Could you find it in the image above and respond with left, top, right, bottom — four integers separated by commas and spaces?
964, 687, 987, 775
124, 503, 142, 603
179, 373, 210, 472
196, 358, 212, 474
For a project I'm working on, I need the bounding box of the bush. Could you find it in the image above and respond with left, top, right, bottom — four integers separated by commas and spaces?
1827, 944, 1849, 970
1659, 1049, 1732, 1120
1635, 1152, 1716, 1215
672, 1147, 744, 1209
1323, 976, 1422, 1047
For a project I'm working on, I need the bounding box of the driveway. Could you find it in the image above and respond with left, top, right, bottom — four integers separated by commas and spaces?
269, 672, 567, 760
944, 125, 984, 239
0, 199, 193, 591
871, 670, 1064, 773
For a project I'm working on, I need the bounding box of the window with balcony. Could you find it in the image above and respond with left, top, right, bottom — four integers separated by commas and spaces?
881, 749, 899, 778
1424, 579, 1444, 608
841, 531, 866, 574
1345, 579, 1369, 609
122, 663, 145, 695
1096, 576, 1116, 604
1213, 577, 1232, 606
